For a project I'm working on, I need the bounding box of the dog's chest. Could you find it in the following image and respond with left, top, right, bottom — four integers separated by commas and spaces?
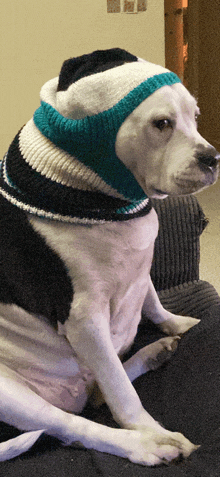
0, 209, 158, 413
30, 208, 158, 354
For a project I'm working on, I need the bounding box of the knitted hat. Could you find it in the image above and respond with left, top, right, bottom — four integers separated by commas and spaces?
0, 49, 181, 224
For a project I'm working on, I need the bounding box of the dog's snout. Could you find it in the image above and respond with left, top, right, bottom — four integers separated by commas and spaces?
196, 148, 220, 172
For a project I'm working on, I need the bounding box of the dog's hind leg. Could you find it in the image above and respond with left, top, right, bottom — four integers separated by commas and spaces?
0, 362, 197, 465
0, 362, 198, 466
0, 363, 79, 460
122, 335, 180, 382
0, 363, 150, 463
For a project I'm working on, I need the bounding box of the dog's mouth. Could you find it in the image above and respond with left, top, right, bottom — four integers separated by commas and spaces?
152, 188, 168, 197
151, 174, 217, 198
174, 168, 219, 194
143, 157, 219, 199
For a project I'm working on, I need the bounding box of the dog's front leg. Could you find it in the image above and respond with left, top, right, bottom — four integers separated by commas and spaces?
65, 309, 153, 430
65, 306, 197, 461
142, 277, 200, 335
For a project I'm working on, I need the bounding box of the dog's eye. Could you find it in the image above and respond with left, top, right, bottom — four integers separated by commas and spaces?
153, 119, 172, 131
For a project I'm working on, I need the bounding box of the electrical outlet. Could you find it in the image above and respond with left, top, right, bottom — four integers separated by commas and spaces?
107, 0, 147, 14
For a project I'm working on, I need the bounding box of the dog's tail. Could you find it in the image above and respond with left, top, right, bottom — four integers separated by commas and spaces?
0, 429, 45, 461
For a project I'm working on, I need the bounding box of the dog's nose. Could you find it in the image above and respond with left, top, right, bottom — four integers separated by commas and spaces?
199, 154, 218, 168
197, 149, 220, 171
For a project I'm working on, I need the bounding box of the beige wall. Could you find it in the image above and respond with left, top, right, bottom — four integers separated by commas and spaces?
0, 0, 165, 156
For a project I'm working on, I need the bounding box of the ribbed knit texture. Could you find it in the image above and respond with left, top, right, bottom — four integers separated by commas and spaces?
34, 72, 181, 202
157, 280, 220, 317
149, 195, 220, 317
0, 136, 152, 224
0, 68, 181, 223
150, 196, 208, 290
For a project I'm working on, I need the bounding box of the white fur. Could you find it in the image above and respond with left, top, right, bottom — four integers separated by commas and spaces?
0, 80, 217, 465
116, 83, 218, 197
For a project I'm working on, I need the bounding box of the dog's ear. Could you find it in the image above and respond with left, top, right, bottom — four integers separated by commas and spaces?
57, 48, 137, 91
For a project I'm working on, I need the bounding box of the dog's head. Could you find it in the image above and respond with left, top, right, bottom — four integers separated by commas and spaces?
39, 48, 219, 199
115, 81, 219, 198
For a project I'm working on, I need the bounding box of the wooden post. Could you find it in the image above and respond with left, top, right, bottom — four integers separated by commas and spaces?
164, 0, 184, 80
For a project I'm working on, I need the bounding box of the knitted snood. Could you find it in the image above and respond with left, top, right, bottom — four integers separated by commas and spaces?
0, 57, 181, 224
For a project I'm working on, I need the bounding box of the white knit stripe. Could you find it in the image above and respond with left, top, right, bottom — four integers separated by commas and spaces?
19, 120, 125, 200
49, 61, 170, 119
2, 155, 11, 188
123, 197, 150, 214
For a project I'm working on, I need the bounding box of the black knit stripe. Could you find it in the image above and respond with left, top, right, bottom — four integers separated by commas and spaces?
58, 49, 138, 91
2, 132, 152, 222
6, 131, 129, 213
0, 177, 152, 223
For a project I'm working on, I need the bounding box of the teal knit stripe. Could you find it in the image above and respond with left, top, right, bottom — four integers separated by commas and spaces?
116, 198, 147, 214
34, 72, 181, 201
35, 101, 145, 201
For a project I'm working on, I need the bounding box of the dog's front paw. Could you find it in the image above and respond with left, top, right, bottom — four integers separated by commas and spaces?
138, 336, 180, 372
126, 428, 199, 466
157, 314, 200, 336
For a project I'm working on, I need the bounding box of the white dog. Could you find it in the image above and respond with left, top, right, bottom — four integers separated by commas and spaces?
0, 49, 219, 465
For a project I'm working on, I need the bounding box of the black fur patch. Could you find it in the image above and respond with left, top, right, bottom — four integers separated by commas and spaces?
0, 196, 73, 327
57, 48, 137, 91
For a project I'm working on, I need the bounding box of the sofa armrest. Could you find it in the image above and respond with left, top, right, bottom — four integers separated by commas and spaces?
150, 195, 208, 291
150, 195, 220, 316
